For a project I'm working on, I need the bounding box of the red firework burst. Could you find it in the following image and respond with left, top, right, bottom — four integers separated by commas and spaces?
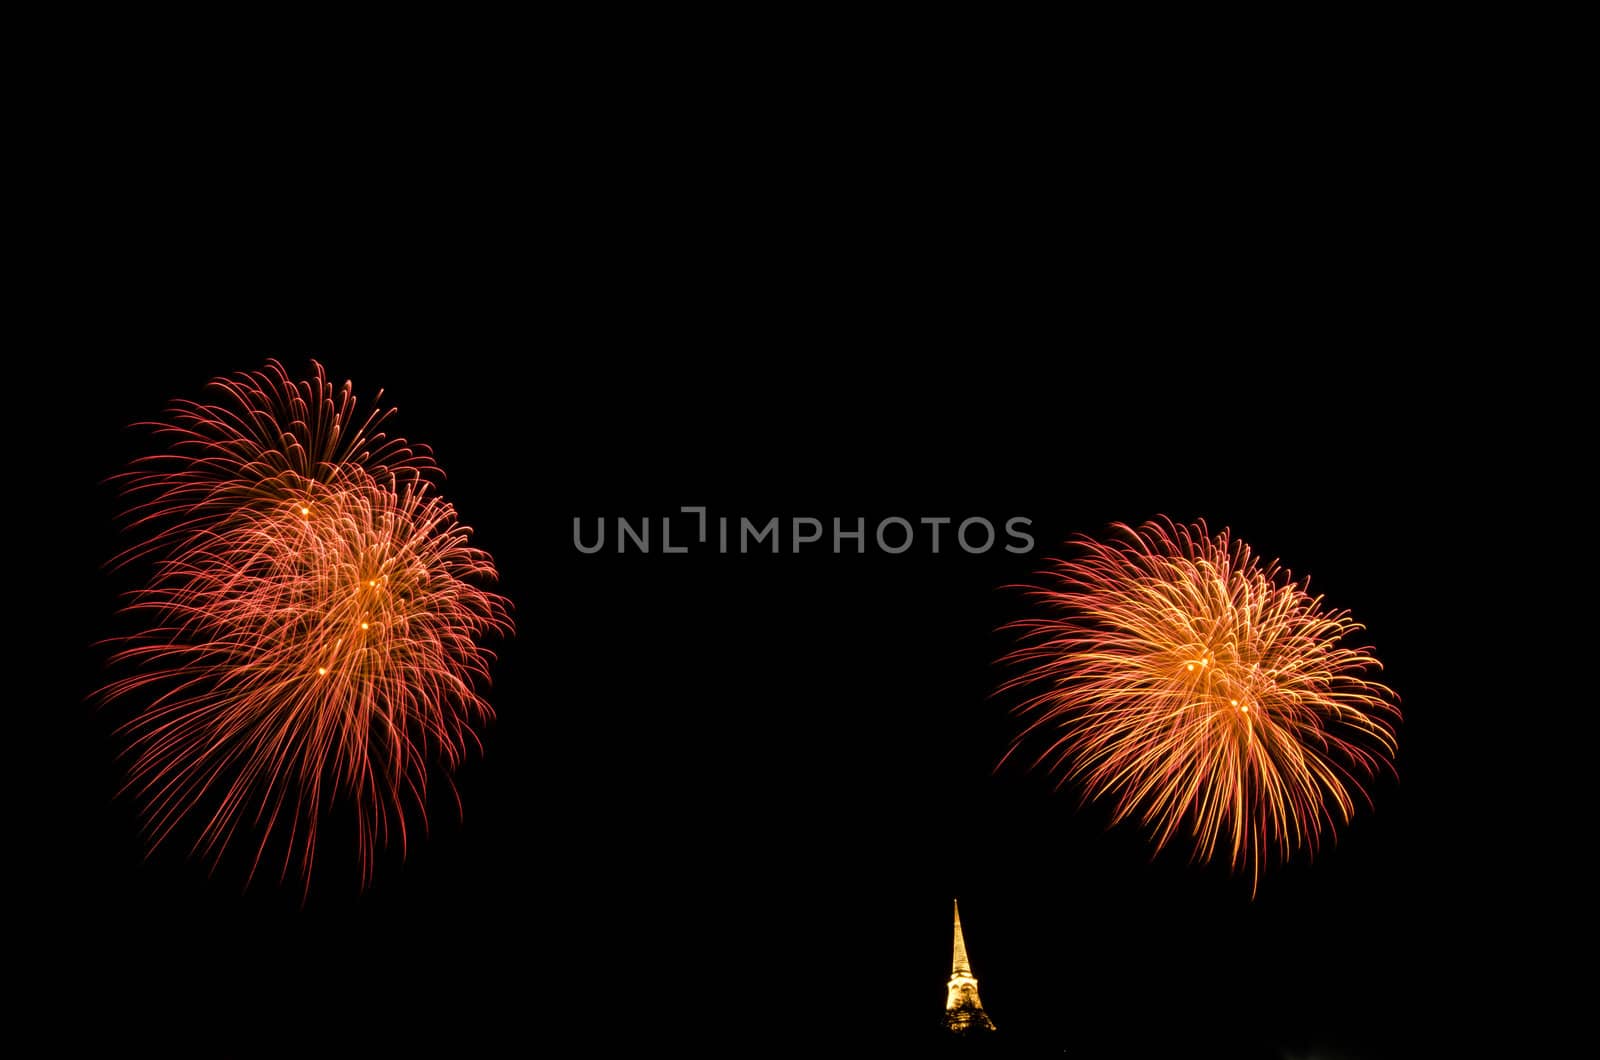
101, 361, 511, 893
999, 517, 1399, 893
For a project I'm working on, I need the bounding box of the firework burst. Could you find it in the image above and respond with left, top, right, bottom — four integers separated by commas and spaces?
998, 517, 1398, 893
101, 360, 511, 894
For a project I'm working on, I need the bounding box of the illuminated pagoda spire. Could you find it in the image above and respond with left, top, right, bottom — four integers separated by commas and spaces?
943, 899, 996, 1034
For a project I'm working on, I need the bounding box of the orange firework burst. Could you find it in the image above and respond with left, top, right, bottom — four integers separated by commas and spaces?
101, 361, 511, 893
999, 517, 1399, 893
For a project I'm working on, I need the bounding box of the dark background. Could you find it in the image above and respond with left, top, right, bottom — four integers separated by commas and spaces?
40, 230, 1561, 1057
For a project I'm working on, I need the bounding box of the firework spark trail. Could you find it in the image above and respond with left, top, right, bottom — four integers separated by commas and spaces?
998, 517, 1399, 893
101, 362, 511, 894
113, 359, 434, 569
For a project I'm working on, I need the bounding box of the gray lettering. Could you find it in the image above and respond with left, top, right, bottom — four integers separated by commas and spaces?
877, 516, 913, 554
834, 517, 865, 553
1005, 516, 1035, 554
618, 517, 650, 552
573, 517, 605, 554
793, 517, 824, 551
741, 517, 779, 553
682, 505, 708, 543
663, 516, 688, 554
959, 516, 996, 554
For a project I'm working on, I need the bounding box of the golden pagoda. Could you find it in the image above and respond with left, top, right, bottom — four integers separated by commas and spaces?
943, 899, 996, 1034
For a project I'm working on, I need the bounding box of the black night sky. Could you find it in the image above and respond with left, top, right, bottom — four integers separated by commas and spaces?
42, 236, 1560, 1057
